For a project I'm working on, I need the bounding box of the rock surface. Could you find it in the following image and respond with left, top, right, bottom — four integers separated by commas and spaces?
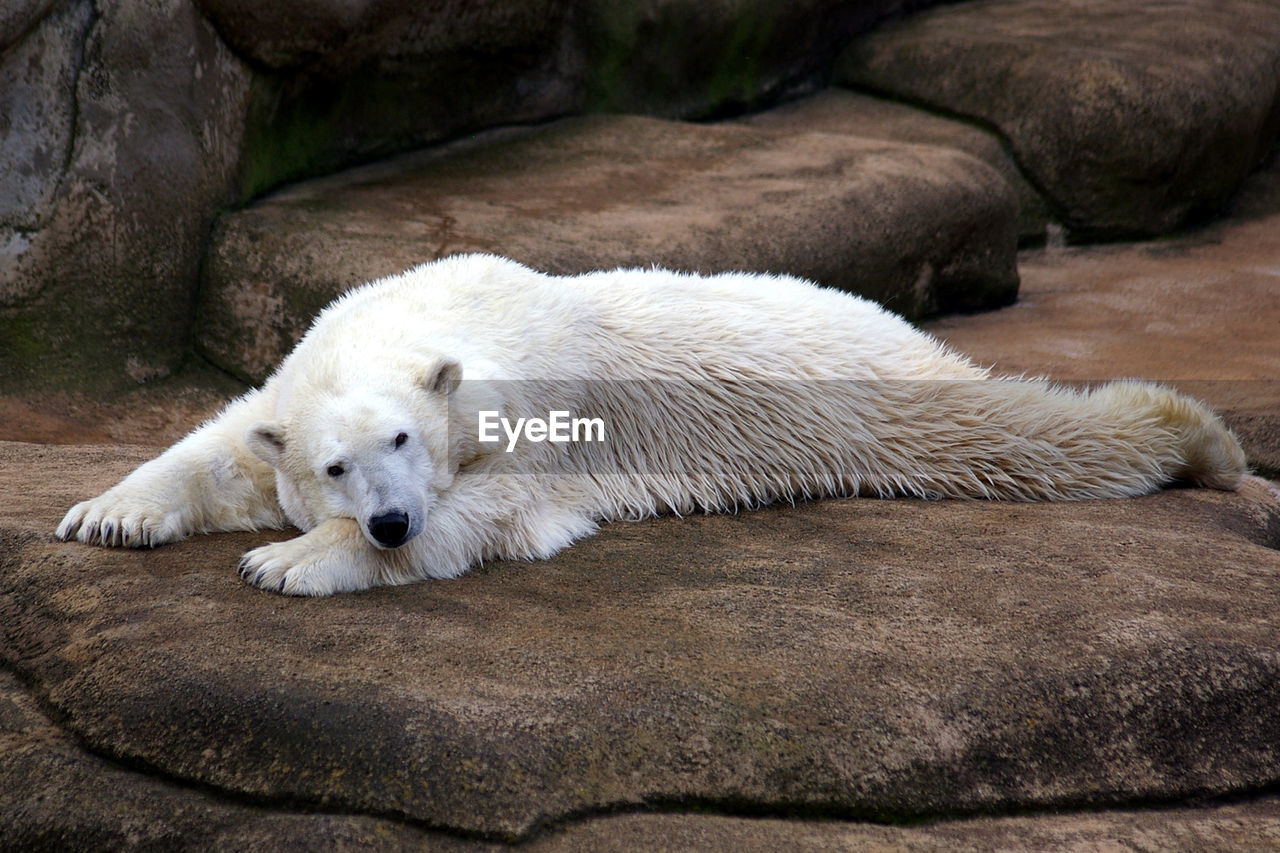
199, 113, 1018, 384
738, 89, 1050, 243
0, 0, 249, 388
834, 0, 1280, 239
6, 656, 1280, 851
4, 441, 1280, 843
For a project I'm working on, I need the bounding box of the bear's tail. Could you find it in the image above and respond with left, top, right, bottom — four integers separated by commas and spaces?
1090, 381, 1247, 491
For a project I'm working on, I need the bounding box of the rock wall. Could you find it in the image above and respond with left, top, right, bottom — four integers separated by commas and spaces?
3, 0, 1279, 391
0, 0, 932, 390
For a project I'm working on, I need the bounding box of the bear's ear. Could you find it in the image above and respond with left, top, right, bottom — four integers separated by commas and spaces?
246, 422, 287, 467
421, 357, 462, 397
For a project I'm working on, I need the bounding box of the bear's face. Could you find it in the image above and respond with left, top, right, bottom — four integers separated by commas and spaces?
247, 359, 462, 550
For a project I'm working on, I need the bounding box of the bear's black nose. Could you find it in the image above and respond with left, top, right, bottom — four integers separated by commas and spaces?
369, 511, 411, 548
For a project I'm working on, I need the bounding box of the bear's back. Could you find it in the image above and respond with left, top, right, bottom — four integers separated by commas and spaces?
288, 254, 986, 384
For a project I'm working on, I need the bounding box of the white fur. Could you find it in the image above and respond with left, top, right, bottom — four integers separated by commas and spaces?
57, 254, 1247, 596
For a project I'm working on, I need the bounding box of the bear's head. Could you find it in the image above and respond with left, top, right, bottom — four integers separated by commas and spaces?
246, 356, 488, 550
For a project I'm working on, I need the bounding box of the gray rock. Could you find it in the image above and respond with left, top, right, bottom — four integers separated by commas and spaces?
0, 0, 56, 51
198, 114, 1019, 384
0, 1, 86, 232
0, 0, 251, 389
0, 1, 92, 273
4, 441, 1280, 840
834, 0, 1280, 238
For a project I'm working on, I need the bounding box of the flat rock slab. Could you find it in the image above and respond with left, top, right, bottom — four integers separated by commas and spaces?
5, 657, 1280, 853
4, 441, 1280, 841
834, 0, 1280, 238
6, 667, 1280, 853
199, 113, 1018, 384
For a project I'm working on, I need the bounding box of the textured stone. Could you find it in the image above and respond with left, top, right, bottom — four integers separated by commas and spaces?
834, 0, 1280, 238
206, 0, 948, 201
4, 441, 1280, 840
198, 114, 1018, 384
5, 659, 1280, 849
0, 0, 252, 388
0, 0, 56, 51
532, 802, 1280, 851
577, 0, 940, 118
0, 670, 460, 850
0, 0, 87, 233
739, 89, 1050, 243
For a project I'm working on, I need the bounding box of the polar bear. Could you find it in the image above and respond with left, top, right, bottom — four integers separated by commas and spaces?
57, 254, 1246, 596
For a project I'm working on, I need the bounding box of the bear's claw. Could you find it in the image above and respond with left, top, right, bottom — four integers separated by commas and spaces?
56, 492, 188, 549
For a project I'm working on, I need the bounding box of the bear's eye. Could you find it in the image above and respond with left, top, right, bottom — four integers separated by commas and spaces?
327, 464, 345, 478
394, 432, 408, 449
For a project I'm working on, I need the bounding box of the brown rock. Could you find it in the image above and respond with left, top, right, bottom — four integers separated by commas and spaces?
834, 0, 1280, 238
198, 114, 1018, 384
0, 668, 468, 850
6, 656, 1280, 850
4, 440, 1280, 840
532, 802, 1280, 851
740, 89, 1050, 242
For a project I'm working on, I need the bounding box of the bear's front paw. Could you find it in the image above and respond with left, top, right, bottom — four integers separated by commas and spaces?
238, 520, 379, 596
56, 492, 188, 548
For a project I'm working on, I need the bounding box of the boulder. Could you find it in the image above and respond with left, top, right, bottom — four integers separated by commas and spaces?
204, 0, 937, 192
833, 0, 1280, 239
0, 0, 251, 389
576, 0, 942, 119
198, 114, 1019, 384
3, 441, 1280, 842
738, 89, 1050, 243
